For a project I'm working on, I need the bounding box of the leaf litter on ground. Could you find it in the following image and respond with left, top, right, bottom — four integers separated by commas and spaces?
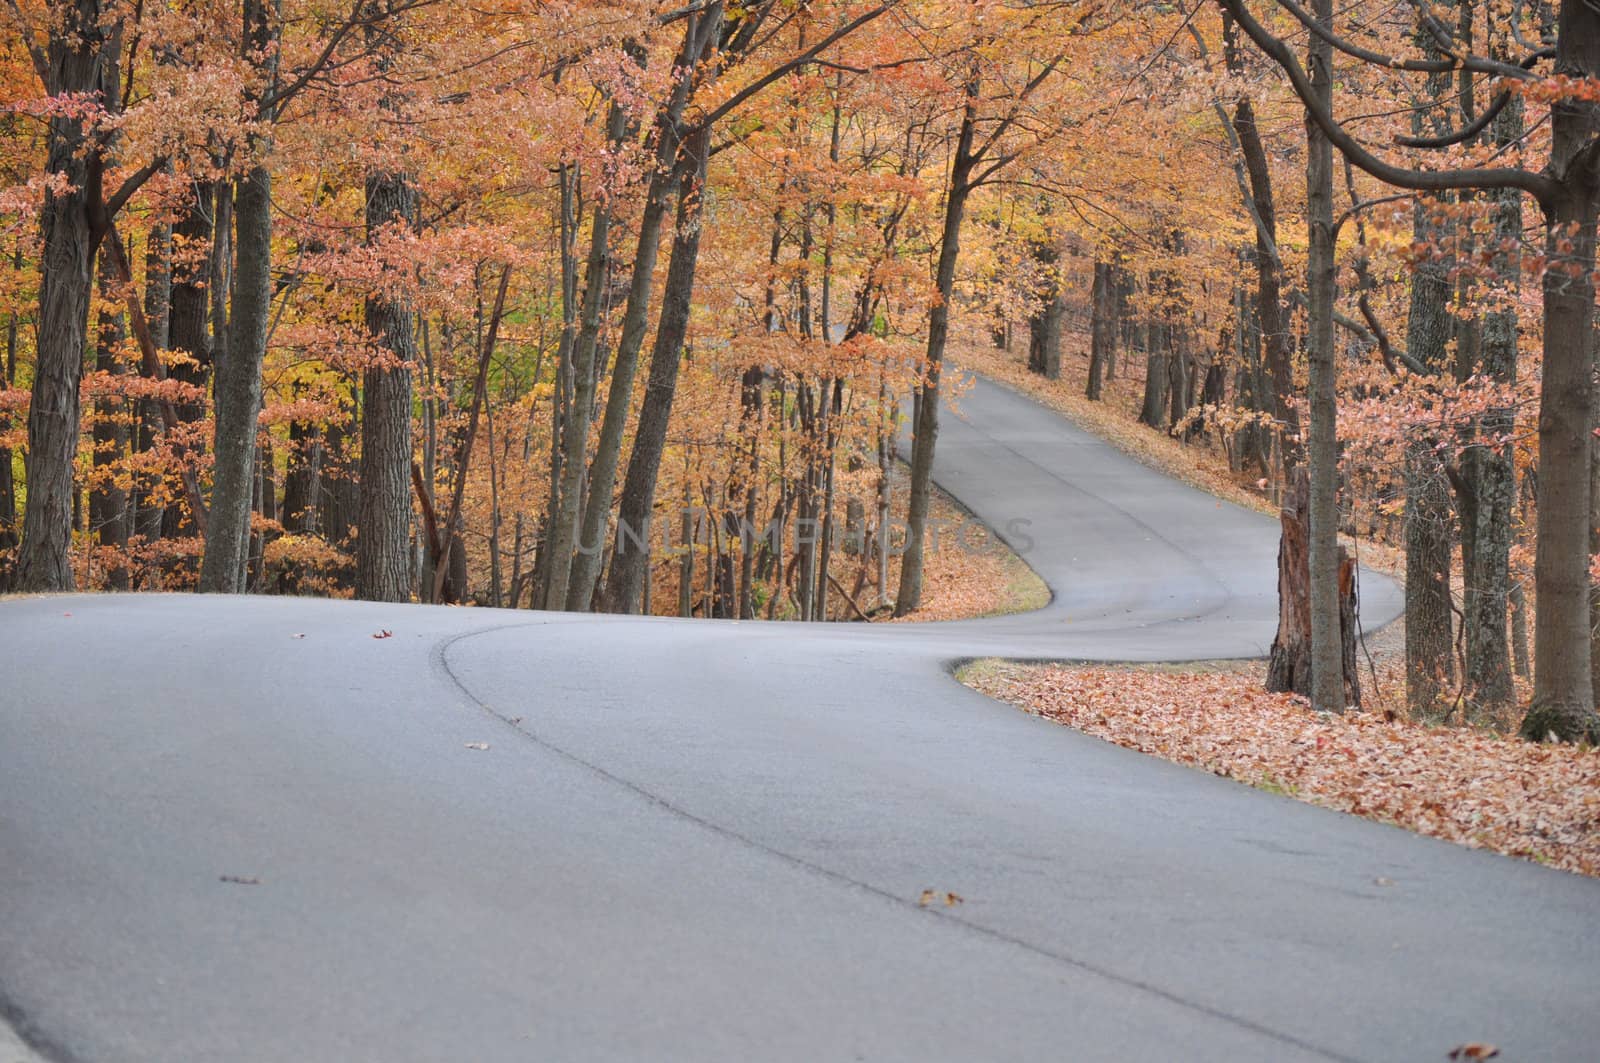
962, 659, 1600, 877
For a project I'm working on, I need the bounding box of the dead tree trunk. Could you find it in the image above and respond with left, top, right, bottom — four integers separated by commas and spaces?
1267, 469, 1361, 706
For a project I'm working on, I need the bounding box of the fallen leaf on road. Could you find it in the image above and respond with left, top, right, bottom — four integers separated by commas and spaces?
1448, 1044, 1498, 1060
464, 742, 490, 751
372, 630, 393, 639
219, 875, 261, 886
918, 890, 963, 908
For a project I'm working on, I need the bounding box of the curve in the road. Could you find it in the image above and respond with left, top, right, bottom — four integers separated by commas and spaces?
1, 375, 1593, 1063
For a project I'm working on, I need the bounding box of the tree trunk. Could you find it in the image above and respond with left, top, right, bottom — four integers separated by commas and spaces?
1303, 0, 1344, 713
895, 75, 978, 617
0, 306, 18, 585
1405, 442, 1455, 712
1027, 293, 1065, 380
1138, 282, 1168, 429
1521, 1, 1600, 738
546, 102, 629, 610
91, 249, 130, 590
602, 123, 713, 615
1086, 260, 1112, 401
1267, 469, 1360, 705
199, 0, 278, 593
132, 219, 171, 546
569, 20, 709, 612
1462, 90, 1522, 715
91, 252, 130, 592
319, 406, 359, 551
15, 0, 107, 591
161, 181, 216, 542
1223, 11, 1299, 452
355, 166, 417, 603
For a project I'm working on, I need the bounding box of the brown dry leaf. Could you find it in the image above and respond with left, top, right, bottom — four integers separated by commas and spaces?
943, 892, 964, 907
1448, 1044, 1499, 1060
917, 889, 936, 907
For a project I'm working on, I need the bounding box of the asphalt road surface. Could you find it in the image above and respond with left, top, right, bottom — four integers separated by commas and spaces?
2, 375, 1595, 1062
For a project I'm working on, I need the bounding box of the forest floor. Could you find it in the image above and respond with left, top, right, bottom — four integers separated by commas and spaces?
961, 644, 1599, 878
880, 464, 1051, 623
644, 462, 1049, 622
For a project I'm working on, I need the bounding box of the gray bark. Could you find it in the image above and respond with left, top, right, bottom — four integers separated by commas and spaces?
1086, 260, 1112, 401
1521, 0, 1600, 741
894, 74, 979, 617
601, 123, 714, 614
1304, 0, 1344, 713
1027, 293, 1065, 380
1403, 35, 1457, 715
1462, 88, 1522, 715
546, 102, 630, 610
160, 181, 216, 541
199, 0, 279, 593
16, 0, 109, 591
355, 166, 418, 603
1223, 11, 1298, 451
567, 34, 708, 612
91, 248, 129, 589
0, 304, 18, 581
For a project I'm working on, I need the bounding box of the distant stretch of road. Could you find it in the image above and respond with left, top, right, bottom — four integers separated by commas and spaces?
2, 374, 1594, 1062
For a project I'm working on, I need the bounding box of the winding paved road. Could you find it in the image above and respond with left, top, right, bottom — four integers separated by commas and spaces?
2, 376, 1595, 1062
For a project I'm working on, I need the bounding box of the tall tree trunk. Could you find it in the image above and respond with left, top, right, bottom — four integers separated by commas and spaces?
1027, 292, 1065, 380
281, 414, 322, 533
894, 75, 978, 617
569, 17, 710, 611
1403, 33, 1458, 715
1304, 0, 1345, 713
16, 0, 109, 591
1086, 259, 1112, 401
1138, 274, 1169, 429
132, 219, 171, 546
1462, 88, 1522, 715
0, 304, 18, 584
161, 181, 216, 541
1026, 239, 1062, 379
532, 165, 579, 608
546, 102, 629, 610
602, 123, 714, 614
91, 248, 130, 590
200, 0, 278, 593
1521, 0, 1600, 741
1223, 11, 1299, 453
355, 164, 418, 602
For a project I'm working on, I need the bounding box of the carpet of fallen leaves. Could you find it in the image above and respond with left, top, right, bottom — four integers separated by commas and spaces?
963, 659, 1600, 877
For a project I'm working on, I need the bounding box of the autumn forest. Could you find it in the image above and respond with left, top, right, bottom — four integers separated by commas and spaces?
3, 0, 1600, 750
